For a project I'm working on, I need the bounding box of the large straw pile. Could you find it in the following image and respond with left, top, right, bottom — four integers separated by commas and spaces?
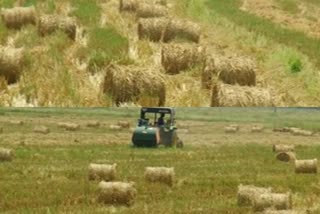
145, 167, 174, 186
98, 181, 137, 206
38, 15, 77, 40
102, 64, 166, 106
0, 46, 24, 84
136, 3, 168, 18
161, 43, 205, 74
211, 82, 276, 107
253, 192, 292, 212
217, 56, 256, 86
1, 6, 36, 29
237, 184, 272, 206
138, 18, 169, 42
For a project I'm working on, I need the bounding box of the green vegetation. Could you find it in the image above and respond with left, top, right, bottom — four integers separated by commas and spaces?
205, 0, 320, 67
0, 0, 14, 8
71, 0, 101, 25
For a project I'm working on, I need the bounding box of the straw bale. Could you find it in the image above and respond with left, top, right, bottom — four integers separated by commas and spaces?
161, 43, 205, 74
290, 128, 313, 136
0, 148, 13, 161
211, 82, 276, 107
98, 181, 137, 206
33, 125, 50, 134
38, 15, 77, 40
253, 192, 292, 212
276, 152, 296, 162
117, 121, 130, 128
164, 19, 201, 43
136, 3, 168, 18
119, 0, 138, 12
9, 120, 24, 125
61, 123, 80, 131
1, 6, 36, 29
273, 127, 291, 133
110, 125, 122, 130
295, 159, 318, 174
88, 163, 117, 181
145, 166, 174, 186
86, 121, 100, 128
262, 210, 303, 214
0, 46, 24, 84
273, 145, 295, 153
251, 125, 264, 133
224, 126, 238, 133
102, 64, 166, 106
138, 17, 169, 42
237, 184, 272, 206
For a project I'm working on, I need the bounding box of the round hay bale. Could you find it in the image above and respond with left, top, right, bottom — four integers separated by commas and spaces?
0, 6, 36, 29
138, 17, 169, 42
201, 56, 216, 89
110, 125, 122, 130
98, 181, 137, 206
33, 125, 50, 134
211, 82, 276, 107
88, 163, 117, 181
224, 126, 238, 133
237, 184, 272, 206
161, 43, 205, 74
38, 15, 77, 40
276, 152, 296, 162
0, 46, 24, 84
86, 121, 100, 128
9, 120, 24, 125
251, 125, 264, 133
57, 122, 68, 128
63, 123, 80, 131
119, 0, 138, 12
145, 167, 174, 186
217, 56, 256, 86
290, 128, 313, 136
117, 121, 130, 129
272, 145, 295, 153
0, 148, 13, 161
102, 64, 166, 106
295, 159, 318, 174
136, 3, 168, 18
253, 192, 292, 212
164, 19, 201, 43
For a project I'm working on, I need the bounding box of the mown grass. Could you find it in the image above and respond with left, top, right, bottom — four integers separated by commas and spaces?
71, 0, 101, 25
0, 143, 319, 213
205, 0, 320, 68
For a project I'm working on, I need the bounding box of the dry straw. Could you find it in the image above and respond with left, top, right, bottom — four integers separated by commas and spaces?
38, 15, 77, 40
117, 121, 130, 128
0, 148, 13, 161
86, 121, 100, 128
138, 18, 169, 42
119, 0, 167, 12
0, 46, 24, 84
164, 19, 201, 43
98, 181, 137, 206
109, 125, 122, 130
294, 159, 318, 174
253, 192, 292, 212
272, 145, 295, 153
145, 167, 174, 186
237, 184, 272, 206
161, 43, 205, 74
290, 128, 313, 136
224, 126, 238, 133
102, 64, 166, 106
1, 6, 36, 29
88, 163, 117, 181
276, 152, 296, 162
58, 122, 80, 131
201, 56, 216, 89
211, 82, 276, 107
33, 126, 50, 134
251, 125, 264, 133
136, 3, 168, 18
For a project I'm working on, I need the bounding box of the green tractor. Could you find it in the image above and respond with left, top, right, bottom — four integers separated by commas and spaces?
131, 107, 183, 148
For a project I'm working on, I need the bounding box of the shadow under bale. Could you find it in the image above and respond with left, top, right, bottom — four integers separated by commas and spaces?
38, 15, 77, 40
0, 46, 25, 84
211, 81, 276, 107
1, 6, 36, 29
102, 64, 166, 106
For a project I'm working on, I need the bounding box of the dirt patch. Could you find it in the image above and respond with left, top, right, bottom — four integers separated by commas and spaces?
240, 0, 320, 38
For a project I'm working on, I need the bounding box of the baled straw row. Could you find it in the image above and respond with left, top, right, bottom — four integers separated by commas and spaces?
102, 64, 166, 106
1, 6, 36, 29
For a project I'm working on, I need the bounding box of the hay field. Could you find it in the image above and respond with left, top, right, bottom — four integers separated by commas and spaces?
1, 107, 320, 213
0, 0, 320, 107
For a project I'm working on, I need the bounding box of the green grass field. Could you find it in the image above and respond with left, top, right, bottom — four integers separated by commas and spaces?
1, 108, 320, 213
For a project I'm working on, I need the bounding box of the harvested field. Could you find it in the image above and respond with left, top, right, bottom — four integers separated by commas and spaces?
0, 107, 320, 212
